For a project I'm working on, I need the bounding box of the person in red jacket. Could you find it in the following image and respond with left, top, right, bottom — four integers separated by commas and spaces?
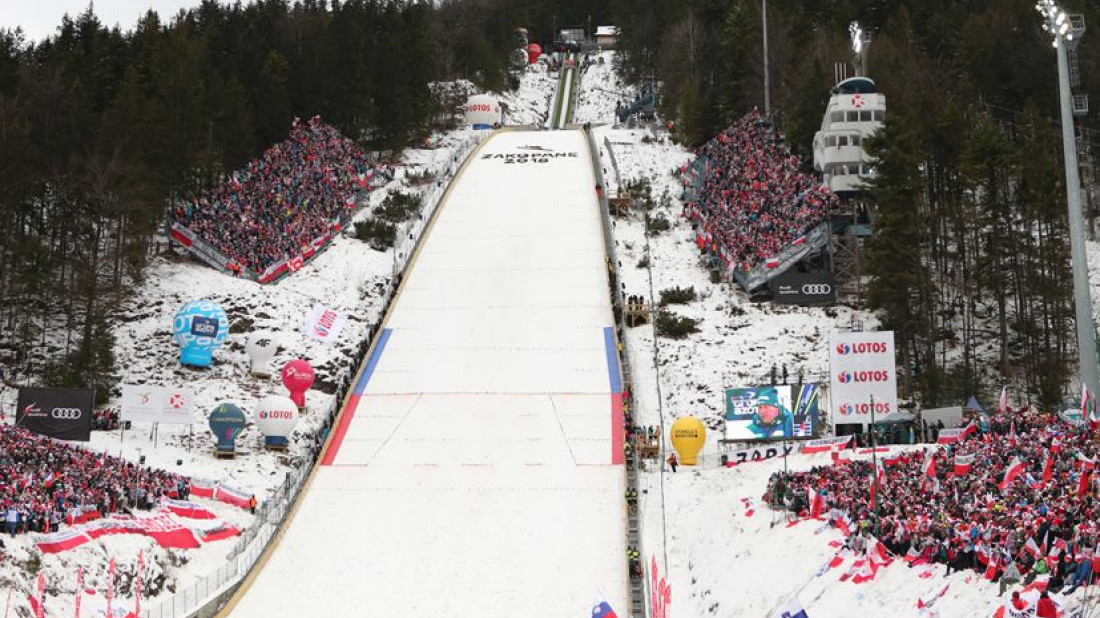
1035, 590, 1058, 618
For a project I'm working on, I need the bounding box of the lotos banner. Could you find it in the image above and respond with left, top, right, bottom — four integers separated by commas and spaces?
829, 331, 898, 426
16, 387, 95, 441
302, 303, 348, 344
120, 385, 195, 425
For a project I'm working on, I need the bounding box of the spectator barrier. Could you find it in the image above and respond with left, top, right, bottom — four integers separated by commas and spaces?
585, 126, 646, 618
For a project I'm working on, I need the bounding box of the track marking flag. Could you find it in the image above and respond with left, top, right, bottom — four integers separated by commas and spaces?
1083, 382, 1096, 427
772, 596, 809, 618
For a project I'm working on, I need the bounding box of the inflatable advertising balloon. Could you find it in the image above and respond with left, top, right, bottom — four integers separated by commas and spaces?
245, 331, 279, 377
281, 359, 315, 409
670, 416, 706, 465
254, 395, 299, 448
208, 403, 247, 455
527, 43, 542, 65
173, 300, 229, 368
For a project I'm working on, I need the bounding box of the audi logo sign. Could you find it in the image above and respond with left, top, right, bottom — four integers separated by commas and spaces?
769, 272, 837, 306
50, 408, 83, 419
16, 386, 95, 441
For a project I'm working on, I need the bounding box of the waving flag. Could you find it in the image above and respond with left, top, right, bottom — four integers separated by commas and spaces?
592, 601, 618, 618
1041, 452, 1054, 486
1023, 537, 1042, 559
998, 385, 1009, 414
808, 487, 824, 520
920, 451, 937, 492
917, 584, 950, 610
867, 535, 890, 565
1078, 454, 1095, 499
35, 529, 93, 554
954, 454, 975, 476
999, 456, 1027, 491
1083, 382, 1096, 424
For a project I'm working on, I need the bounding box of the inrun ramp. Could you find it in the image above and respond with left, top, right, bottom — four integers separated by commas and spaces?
229, 130, 627, 617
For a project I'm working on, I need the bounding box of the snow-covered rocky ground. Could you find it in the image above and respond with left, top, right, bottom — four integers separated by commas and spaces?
502, 61, 556, 127
576, 51, 1100, 618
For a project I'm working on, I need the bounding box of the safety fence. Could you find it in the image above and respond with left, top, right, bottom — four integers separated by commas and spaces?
585, 126, 647, 618
139, 131, 486, 618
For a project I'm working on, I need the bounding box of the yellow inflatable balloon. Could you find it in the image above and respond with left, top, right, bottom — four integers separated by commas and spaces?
670, 416, 706, 465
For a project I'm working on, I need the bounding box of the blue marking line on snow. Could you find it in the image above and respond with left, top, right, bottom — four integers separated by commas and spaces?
603, 326, 622, 393
354, 328, 393, 395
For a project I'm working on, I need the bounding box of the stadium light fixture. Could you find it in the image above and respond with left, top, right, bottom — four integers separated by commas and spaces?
1035, 0, 1099, 404
849, 22, 863, 54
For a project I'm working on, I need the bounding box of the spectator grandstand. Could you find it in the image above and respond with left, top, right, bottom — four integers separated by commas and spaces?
683, 108, 835, 284
0, 426, 186, 535
770, 409, 1100, 592
172, 116, 387, 281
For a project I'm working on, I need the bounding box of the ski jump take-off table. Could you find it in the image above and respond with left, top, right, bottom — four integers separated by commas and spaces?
224, 129, 628, 617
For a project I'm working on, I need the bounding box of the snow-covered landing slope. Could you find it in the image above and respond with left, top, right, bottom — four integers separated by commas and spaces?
228, 129, 628, 618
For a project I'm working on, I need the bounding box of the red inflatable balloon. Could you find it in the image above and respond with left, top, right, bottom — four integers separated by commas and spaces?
528, 43, 542, 65
281, 359, 315, 408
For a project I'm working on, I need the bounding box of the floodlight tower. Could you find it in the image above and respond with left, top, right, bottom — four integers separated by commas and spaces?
1036, 0, 1099, 401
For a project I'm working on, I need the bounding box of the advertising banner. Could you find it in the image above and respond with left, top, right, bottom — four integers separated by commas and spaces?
120, 385, 195, 425
16, 387, 94, 441
302, 303, 348, 344
723, 443, 796, 465
800, 435, 854, 454
769, 271, 837, 306
829, 331, 898, 425
724, 384, 820, 440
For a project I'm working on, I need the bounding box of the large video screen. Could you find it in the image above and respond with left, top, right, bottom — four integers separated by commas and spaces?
724, 384, 821, 441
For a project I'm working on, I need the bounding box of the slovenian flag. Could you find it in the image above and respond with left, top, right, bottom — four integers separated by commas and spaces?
592, 601, 618, 618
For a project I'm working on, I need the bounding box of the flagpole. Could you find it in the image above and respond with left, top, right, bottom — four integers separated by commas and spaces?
870, 393, 879, 536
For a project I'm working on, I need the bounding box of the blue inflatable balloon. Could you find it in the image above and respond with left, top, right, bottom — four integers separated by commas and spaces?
208, 403, 248, 454
173, 300, 229, 367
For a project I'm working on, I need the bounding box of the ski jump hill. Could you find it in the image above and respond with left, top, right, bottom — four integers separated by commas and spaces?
225, 129, 628, 617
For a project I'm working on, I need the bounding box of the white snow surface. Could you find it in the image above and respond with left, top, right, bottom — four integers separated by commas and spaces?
230, 129, 627, 617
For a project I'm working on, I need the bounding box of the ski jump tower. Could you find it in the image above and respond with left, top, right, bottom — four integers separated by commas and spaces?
813, 23, 885, 303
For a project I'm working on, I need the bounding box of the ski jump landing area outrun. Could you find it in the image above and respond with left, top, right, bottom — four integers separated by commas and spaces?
228, 129, 628, 617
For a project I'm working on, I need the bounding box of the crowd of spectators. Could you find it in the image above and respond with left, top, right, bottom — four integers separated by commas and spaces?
174, 116, 382, 275
685, 108, 835, 270
0, 426, 187, 536
769, 409, 1100, 595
